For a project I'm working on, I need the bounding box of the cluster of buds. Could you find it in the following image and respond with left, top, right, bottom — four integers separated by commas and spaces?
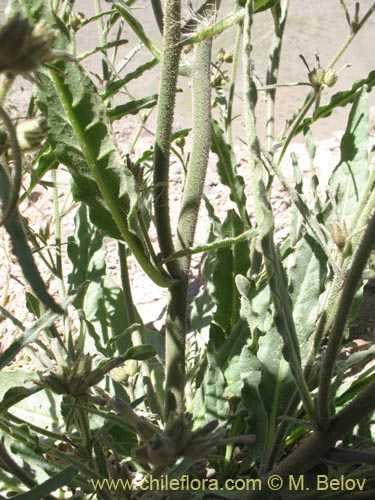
38, 354, 125, 397
133, 414, 220, 467
0, 14, 72, 75
300, 54, 338, 92
111, 399, 221, 468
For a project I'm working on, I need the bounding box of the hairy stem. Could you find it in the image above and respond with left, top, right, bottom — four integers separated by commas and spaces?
318, 207, 375, 431
165, 6, 215, 415
266, 0, 289, 157
153, 0, 182, 279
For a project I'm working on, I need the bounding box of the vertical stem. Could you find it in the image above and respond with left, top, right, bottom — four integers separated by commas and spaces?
266, 0, 289, 157
165, 6, 215, 416
118, 243, 164, 419
153, 0, 182, 279
151, 0, 164, 34
318, 207, 375, 431
226, 23, 242, 147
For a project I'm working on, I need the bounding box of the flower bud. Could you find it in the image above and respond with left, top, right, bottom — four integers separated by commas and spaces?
323, 68, 338, 88
0, 15, 72, 75
16, 116, 48, 152
68, 12, 85, 32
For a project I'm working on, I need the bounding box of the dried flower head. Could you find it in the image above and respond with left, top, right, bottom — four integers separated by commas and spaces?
0, 14, 72, 75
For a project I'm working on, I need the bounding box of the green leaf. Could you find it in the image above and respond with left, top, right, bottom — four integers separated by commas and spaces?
211, 120, 248, 224
0, 166, 63, 315
287, 233, 327, 360
0, 386, 43, 413
107, 0, 162, 59
67, 204, 106, 308
212, 210, 251, 334
237, 0, 280, 13
123, 344, 157, 361
194, 341, 230, 425
109, 94, 158, 121
240, 346, 268, 458
11, 467, 77, 500
327, 85, 369, 226
102, 58, 159, 100
36, 62, 139, 241
0, 295, 74, 369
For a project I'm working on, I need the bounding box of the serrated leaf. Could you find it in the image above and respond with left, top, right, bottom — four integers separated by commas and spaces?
102, 58, 159, 100
36, 61, 140, 241
211, 120, 248, 223
287, 233, 327, 360
212, 210, 250, 334
67, 204, 106, 308
194, 341, 230, 425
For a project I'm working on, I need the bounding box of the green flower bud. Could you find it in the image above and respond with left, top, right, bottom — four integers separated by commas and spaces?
68, 12, 85, 32
308, 67, 325, 91
329, 221, 348, 249
323, 68, 338, 87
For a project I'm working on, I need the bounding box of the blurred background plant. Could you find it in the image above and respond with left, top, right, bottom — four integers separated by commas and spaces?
0, 0, 375, 499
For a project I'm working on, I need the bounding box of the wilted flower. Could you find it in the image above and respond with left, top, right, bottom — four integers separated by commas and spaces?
0, 14, 73, 75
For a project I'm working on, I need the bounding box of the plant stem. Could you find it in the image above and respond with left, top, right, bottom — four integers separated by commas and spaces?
153, 0, 182, 279
266, 0, 289, 157
0, 73, 14, 106
317, 206, 375, 431
164, 4, 215, 415
151, 0, 164, 34
226, 23, 242, 147
118, 243, 164, 419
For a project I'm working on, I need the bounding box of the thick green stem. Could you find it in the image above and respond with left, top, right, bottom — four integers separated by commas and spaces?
165, 10, 215, 416
153, 0, 182, 279
318, 206, 375, 431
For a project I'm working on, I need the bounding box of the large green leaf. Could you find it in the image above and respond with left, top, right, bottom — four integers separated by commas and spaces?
11, 467, 77, 500
193, 341, 230, 425
326, 86, 369, 226
67, 204, 106, 309
212, 210, 250, 334
287, 233, 327, 360
36, 62, 139, 241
